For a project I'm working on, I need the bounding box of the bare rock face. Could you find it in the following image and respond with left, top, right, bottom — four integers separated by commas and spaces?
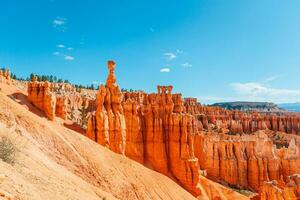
186, 104, 300, 135
0, 69, 11, 85
28, 79, 56, 120
86, 62, 197, 195
87, 60, 126, 155
181, 99, 300, 192
22, 61, 300, 199
86, 61, 251, 200
194, 131, 300, 192
28, 77, 95, 124
286, 174, 300, 198
251, 180, 298, 200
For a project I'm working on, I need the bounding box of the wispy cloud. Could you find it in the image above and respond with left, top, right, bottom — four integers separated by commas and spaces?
53, 17, 67, 31
57, 44, 65, 48
163, 49, 184, 61
199, 75, 300, 104
67, 47, 73, 51
176, 49, 184, 54
262, 75, 280, 83
164, 52, 176, 61
160, 68, 171, 73
181, 62, 192, 68
64, 55, 75, 61
230, 82, 300, 103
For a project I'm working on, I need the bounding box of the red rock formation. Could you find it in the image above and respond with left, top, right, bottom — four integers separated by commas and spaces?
28, 76, 94, 123
87, 61, 126, 155
86, 61, 251, 199
286, 174, 300, 198
0, 69, 11, 85
28, 78, 56, 120
194, 131, 300, 192
182, 96, 300, 196
184, 102, 300, 135
251, 180, 298, 200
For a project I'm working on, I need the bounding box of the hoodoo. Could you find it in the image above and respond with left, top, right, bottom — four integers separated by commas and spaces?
86, 61, 250, 199
17, 61, 300, 199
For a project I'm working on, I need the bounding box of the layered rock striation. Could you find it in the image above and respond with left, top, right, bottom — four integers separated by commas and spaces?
250, 178, 299, 200
183, 100, 300, 135
22, 61, 300, 199
194, 131, 300, 192
0, 69, 11, 85
27, 77, 56, 120
86, 61, 252, 199
28, 76, 95, 123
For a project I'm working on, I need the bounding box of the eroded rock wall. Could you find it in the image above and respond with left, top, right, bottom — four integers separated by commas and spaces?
251, 179, 299, 200
194, 131, 300, 192
86, 61, 210, 196
28, 77, 95, 123
184, 101, 300, 135
0, 69, 11, 85
27, 79, 56, 120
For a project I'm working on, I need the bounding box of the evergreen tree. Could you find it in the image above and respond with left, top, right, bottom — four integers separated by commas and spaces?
29, 73, 35, 81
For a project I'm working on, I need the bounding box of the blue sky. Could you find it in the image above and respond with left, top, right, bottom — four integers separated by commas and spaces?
1, 0, 300, 104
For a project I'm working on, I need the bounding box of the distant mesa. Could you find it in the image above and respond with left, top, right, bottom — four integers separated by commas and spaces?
212, 101, 286, 112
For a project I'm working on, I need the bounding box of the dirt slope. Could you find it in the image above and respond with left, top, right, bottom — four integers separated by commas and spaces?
0, 82, 196, 200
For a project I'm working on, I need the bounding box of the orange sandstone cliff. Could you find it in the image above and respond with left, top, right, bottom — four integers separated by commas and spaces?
27, 76, 95, 124
14, 60, 300, 199
0, 69, 11, 85
86, 61, 249, 199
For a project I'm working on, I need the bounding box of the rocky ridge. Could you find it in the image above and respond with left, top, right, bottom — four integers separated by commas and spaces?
2, 63, 300, 199
27, 75, 95, 125
85, 61, 300, 199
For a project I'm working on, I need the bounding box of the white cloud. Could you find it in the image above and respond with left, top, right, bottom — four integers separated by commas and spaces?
57, 44, 65, 48
262, 75, 280, 83
160, 68, 170, 73
64, 55, 75, 61
230, 82, 300, 103
181, 62, 192, 68
53, 17, 66, 26
67, 47, 73, 51
164, 52, 176, 61
53, 17, 67, 32
53, 51, 60, 56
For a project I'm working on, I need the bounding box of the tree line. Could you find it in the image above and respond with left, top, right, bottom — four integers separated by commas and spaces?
1, 68, 142, 92
1, 68, 97, 90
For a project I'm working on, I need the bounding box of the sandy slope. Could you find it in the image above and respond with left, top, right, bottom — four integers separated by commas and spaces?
0, 83, 196, 200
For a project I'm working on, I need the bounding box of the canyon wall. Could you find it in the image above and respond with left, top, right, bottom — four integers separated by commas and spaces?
184, 99, 300, 135
21, 61, 300, 199
27, 76, 95, 123
0, 69, 11, 85
194, 131, 300, 192
85, 61, 300, 199
27, 78, 56, 120
250, 178, 300, 200
86, 61, 200, 195
86, 61, 252, 199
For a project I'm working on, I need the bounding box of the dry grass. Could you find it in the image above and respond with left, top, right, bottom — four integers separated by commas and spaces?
0, 136, 16, 164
